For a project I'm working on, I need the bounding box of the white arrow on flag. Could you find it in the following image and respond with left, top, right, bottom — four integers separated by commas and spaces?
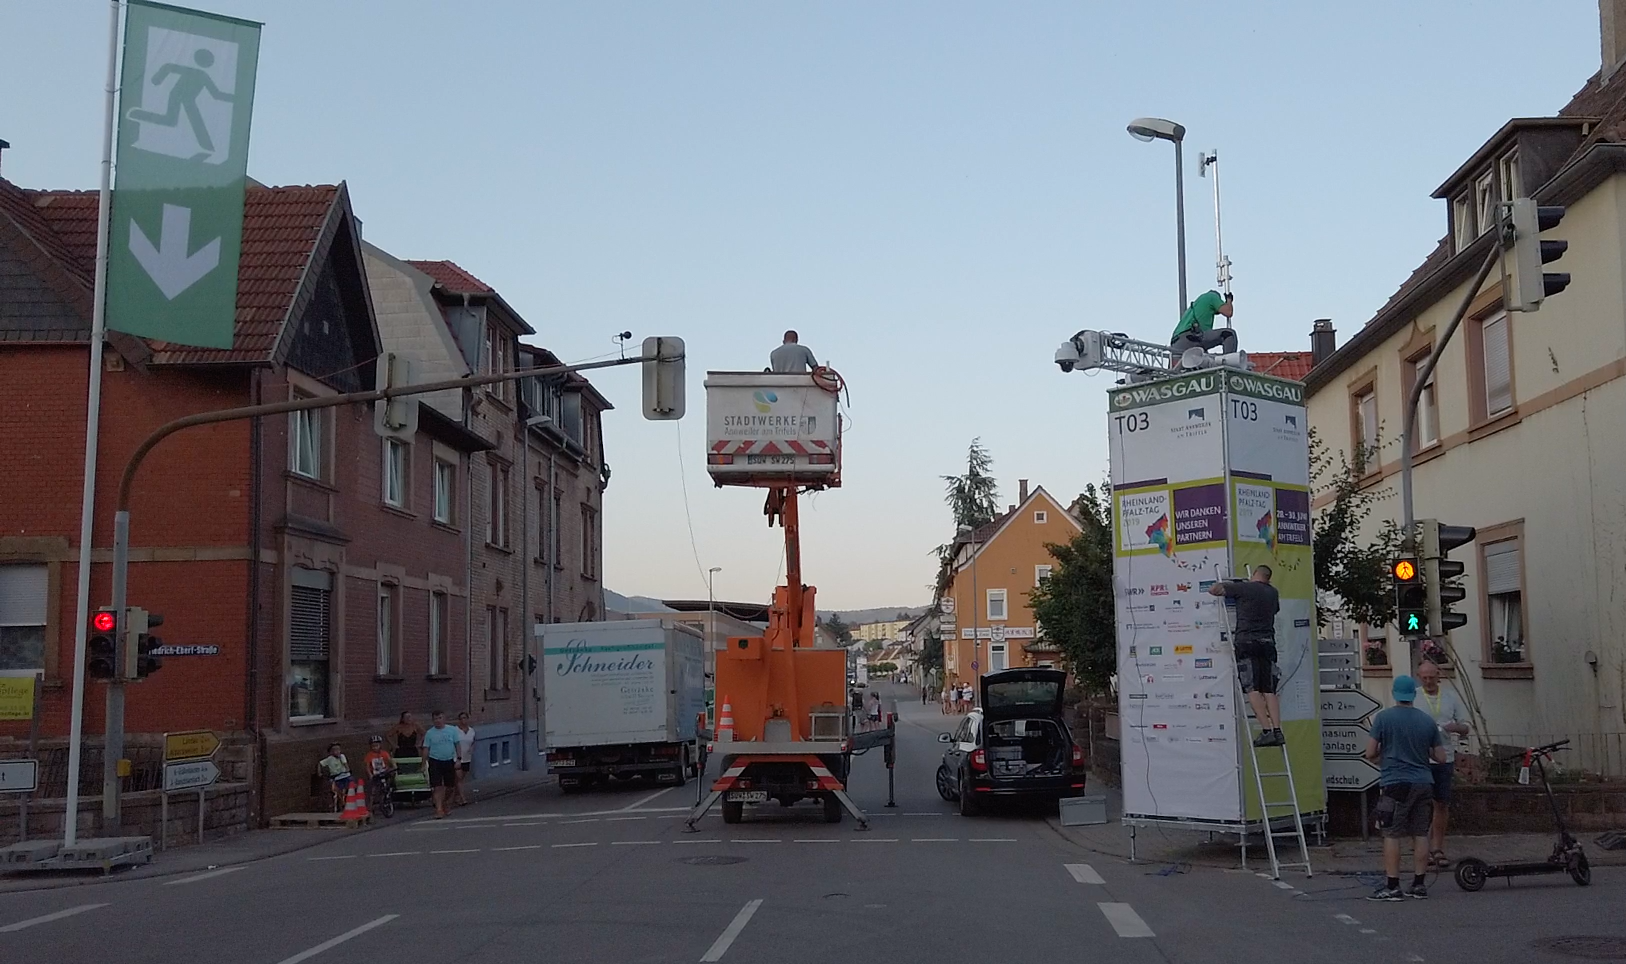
129, 203, 221, 300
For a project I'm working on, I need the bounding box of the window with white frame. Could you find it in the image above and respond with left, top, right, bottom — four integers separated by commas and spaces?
0, 564, 48, 674
1499, 151, 1521, 203
1475, 170, 1496, 235
1035, 565, 1053, 587
377, 583, 397, 675
1481, 314, 1513, 417
1484, 538, 1525, 664
429, 590, 448, 675
291, 404, 322, 480
487, 463, 509, 547
1406, 354, 1439, 449
1354, 387, 1378, 460
987, 589, 1007, 622
433, 459, 455, 524
1034, 510, 1048, 524
1452, 194, 1474, 251
289, 568, 333, 720
383, 439, 408, 507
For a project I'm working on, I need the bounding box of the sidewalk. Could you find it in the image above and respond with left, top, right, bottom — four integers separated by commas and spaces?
0, 768, 555, 893
1045, 783, 1626, 876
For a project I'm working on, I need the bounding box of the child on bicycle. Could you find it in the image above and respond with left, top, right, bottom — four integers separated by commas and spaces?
319, 742, 351, 810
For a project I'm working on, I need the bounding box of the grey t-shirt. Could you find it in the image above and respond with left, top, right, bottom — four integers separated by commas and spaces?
1370, 704, 1443, 786
770, 343, 818, 373
1221, 580, 1279, 637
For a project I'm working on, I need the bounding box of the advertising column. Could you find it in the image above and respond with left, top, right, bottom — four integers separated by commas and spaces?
1109, 372, 1242, 823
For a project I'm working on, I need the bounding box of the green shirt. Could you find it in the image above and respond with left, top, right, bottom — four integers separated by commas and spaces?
1172, 290, 1228, 339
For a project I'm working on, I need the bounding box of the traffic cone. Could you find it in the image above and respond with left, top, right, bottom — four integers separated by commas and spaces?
341, 779, 370, 823
716, 697, 735, 745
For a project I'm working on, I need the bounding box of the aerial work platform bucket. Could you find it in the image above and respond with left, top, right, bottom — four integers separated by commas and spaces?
704, 370, 843, 488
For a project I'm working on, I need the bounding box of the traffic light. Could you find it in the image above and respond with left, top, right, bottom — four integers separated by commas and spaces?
641, 336, 685, 421
1506, 198, 1569, 312
124, 607, 165, 680
88, 607, 118, 679
1422, 519, 1477, 635
1392, 555, 1427, 637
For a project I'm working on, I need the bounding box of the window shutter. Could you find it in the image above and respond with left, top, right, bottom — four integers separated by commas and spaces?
0, 565, 48, 625
1483, 541, 1521, 596
1483, 317, 1512, 415
290, 579, 331, 662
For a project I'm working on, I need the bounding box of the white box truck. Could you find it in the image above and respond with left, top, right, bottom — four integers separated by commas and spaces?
539, 619, 706, 791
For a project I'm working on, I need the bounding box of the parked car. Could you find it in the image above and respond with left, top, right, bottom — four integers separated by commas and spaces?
935, 668, 1085, 815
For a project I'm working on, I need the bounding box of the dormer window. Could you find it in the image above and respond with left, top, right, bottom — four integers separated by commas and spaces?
1452, 193, 1475, 251
1499, 151, 1521, 203
1474, 171, 1496, 236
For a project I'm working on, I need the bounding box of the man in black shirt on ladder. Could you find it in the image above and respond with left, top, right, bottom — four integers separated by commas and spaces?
1209, 566, 1283, 747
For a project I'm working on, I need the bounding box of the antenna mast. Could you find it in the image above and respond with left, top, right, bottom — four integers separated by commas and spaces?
1199, 150, 1232, 303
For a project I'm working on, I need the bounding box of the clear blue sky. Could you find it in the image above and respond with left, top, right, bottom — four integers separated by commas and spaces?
2, 1, 1599, 609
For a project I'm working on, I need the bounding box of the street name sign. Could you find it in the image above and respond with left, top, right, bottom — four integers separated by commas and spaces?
1321, 689, 1381, 724
163, 759, 220, 792
1319, 667, 1359, 689
1323, 757, 1380, 792
165, 729, 220, 761
106, 1, 262, 348
1317, 637, 1358, 654
1318, 650, 1357, 671
0, 759, 38, 793
1322, 723, 1371, 758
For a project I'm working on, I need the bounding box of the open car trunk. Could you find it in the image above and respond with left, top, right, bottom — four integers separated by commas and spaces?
984, 717, 1070, 778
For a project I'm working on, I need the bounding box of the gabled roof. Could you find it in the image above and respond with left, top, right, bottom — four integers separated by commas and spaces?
953, 484, 1080, 575
0, 178, 348, 365
405, 259, 494, 294
1248, 351, 1314, 381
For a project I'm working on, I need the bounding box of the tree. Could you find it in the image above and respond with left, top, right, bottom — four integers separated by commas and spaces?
1027, 484, 1116, 693
1309, 428, 1404, 630
871, 662, 898, 675
919, 632, 944, 677
943, 438, 1000, 531
823, 613, 853, 646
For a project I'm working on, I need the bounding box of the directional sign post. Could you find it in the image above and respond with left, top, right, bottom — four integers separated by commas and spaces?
163, 759, 220, 793
1319, 667, 1359, 689
0, 760, 39, 794
165, 729, 221, 762
1323, 757, 1380, 792
106, 1, 262, 348
1318, 650, 1357, 671
1321, 688, 1381, 724
1322, 723, 1371, 759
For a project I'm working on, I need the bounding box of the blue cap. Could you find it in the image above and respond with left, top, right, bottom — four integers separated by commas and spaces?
1392, 675, 1418, 703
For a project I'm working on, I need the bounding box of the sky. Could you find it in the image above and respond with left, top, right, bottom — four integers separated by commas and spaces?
1, 1, 1601, 610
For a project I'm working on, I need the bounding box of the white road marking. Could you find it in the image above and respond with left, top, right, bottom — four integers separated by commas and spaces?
493, 845, 543, 852
1066, 863, 1106, 885
700, 899, 763, 962
852, 838, 899, 843
1360, 929, 1377, 934
621, 787, 673, 811
606, 816, 648, 822
674, 839, 723, 844
904, 812, 942, 816
438, 804, 691, 825
793, 838, 840, 844
308, 855, 355, 861
969, 838, 1017, 842
730, 838, 781, 844
273, 914, 398, 964
552, 842, 598, 848
0, 904, 109, 933
430, 849, 480, 854
1272, 881, 1294, 890
368, 852, 421, 858
1098, 902, 1155, 938
454, 825, 493, 830
165, 866, 246, 885
911, 838, 957, 843
503, 822, 544, 827
611, 840, 661, 846
1335, 914, 1361, 926
562, 818, 600, 824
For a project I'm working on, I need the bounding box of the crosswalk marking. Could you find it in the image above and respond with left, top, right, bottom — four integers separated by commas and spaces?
1066, 863, 1105, 884
0, 904, 108, 933
1098, 902, 1154, 938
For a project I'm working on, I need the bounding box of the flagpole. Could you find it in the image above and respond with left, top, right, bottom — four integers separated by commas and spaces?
64, 0, 123, 848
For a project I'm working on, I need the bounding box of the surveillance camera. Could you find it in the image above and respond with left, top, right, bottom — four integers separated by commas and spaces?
1054, 340, 1082, 373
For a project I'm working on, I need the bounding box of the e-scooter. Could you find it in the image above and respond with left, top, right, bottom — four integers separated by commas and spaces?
1454, 739, 1590, 890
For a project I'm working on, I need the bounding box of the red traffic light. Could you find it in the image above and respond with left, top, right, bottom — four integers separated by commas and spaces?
92, 611, 117, 632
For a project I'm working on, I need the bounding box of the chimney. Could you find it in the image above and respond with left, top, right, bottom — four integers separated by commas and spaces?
1007, 505, 1016, 515
1018, 479, 1029, 503
1311, 319, 1336, 368
0, 139, 9, 177
1605, 0, 1626, 78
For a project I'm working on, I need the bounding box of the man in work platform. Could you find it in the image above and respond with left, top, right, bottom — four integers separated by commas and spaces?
1170, 289, 1236, 363
769, 330, 819, 373
1208, 565, 1283, 747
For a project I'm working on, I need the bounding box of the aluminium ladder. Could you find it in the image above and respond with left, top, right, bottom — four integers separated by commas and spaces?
1235, 671, 1313, 879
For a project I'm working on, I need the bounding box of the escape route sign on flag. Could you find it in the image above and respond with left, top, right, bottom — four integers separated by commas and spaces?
106, 0, 261, 349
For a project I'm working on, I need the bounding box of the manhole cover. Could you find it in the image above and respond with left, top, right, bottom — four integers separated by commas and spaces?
1535, 937, 1626, 960
679, 855, 747, 866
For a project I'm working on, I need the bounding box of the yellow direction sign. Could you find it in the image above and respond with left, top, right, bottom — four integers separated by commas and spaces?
0, 677, 35, 721
165, 730, 220, 762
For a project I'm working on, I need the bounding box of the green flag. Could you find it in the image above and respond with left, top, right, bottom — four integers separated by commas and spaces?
106, 1, 261, 349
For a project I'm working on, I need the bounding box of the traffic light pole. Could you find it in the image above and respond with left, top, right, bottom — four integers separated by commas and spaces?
89, 353, 665, 829
1399, 240, 1501, 535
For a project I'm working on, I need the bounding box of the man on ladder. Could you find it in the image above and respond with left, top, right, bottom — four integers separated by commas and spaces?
1209, 566, 1283, 747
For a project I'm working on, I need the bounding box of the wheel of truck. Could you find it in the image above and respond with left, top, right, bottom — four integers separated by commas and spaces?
957, 772, 980, 817
823, 793, 844, 823
672, 758, 687, 787
722, 800, 744, 824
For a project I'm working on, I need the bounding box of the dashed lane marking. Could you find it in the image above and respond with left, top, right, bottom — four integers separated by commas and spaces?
1098, 902, 1155, 938
273, 914, 398, 964
611, 841, 661, 846
1272, 881, 1295, 890
852, 838, 899, 843
552, 842, 598, 848
969, 838, 1017, 842
429, 849, 480, 854
1335, 914, 1361, 926
911, 838, 957, 843
674, 839, 724, 844
562, 818, 600, 825
165, 866, 246, 885
368, 852, 421, 858
793, 839, 841, 843
308, 855, 355, 861
1065, 863, 1106, 885
700, 899, 763, 962
503, 822, 545, 827
0, 904, 109, 933
493, 845, 543, 852
606, 816, 648, 822
729, 839, 781, 844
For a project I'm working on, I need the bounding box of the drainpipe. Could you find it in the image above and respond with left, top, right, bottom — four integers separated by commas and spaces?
246, 366, 263, 823
518, 409, 529, 771
463, 293, 477, 718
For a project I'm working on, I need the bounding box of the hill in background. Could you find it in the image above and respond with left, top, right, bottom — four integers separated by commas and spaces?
606, 589, 924, 627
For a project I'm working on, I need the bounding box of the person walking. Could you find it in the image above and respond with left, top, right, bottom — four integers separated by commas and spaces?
1416, 659, 1471, 868
391, 711, 424, 759
454, 712, 477, 806
1209, 566, 1283, 746
422, 710, 461, 818
1364, 675, 1447, 901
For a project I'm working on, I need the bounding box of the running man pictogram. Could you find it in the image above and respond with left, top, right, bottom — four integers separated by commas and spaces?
127, 48, 234, 160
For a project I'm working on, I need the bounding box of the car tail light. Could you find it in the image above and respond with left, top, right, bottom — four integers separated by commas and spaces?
807, 780, 821, 790
1071, 744, 1085, 768
708, 455, 735, 465
970, 749, 987, 772
653, 745, 681, 758
737, 779, 752, 789
808, 454, 835, 465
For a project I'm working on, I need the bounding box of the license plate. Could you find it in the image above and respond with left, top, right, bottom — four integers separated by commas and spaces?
746, 455, 795, 465
726, 790, 767, 802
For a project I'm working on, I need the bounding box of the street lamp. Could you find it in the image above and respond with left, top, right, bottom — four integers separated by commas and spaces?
1127, 116, 1189, 318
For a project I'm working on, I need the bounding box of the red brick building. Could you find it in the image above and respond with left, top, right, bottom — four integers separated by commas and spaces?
0, 172, 485, 832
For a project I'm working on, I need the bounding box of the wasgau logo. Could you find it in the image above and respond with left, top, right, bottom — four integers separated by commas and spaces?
1227, 373, 1304, 403
1110, 373, 1218, 410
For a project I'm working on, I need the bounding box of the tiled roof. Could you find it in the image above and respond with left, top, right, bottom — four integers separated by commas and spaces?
406, 259, 493, 294
1, 179, 341, 364
1248, 351, 1314, 381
